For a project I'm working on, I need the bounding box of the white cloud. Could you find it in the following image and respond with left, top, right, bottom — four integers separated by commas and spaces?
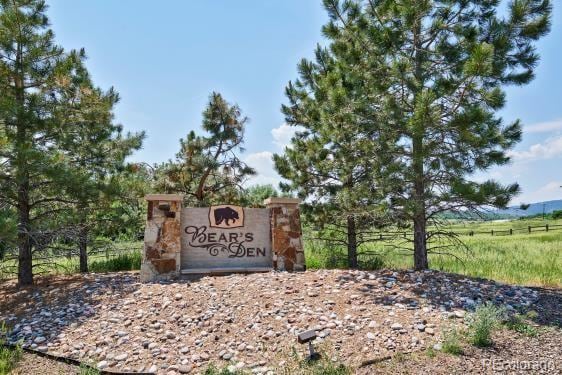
271, 123, 301, 149
514, 181, 562, 205
508, 135, 562, 161
243, 151, 282, 187
523, 119, 562, 134
240, 124, 303, 188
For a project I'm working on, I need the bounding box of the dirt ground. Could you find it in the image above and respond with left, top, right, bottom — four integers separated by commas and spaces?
9, 352, 79, 375
1, 270, 560, 374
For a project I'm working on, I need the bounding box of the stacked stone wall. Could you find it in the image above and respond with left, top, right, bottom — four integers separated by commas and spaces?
264, 198, 305, 272
140, 194, 182, 282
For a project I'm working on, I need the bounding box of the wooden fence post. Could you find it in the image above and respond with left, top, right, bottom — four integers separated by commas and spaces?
491, 230, 494, 236
510, 228, 513, 235
546, 224, 549, 232
528, 226, 531, 233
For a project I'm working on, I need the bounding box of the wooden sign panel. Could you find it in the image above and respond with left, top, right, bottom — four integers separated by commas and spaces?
180, 207, 272, 270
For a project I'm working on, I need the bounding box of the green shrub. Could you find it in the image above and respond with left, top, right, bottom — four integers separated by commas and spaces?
89, 251, 142, 273
79, 363, 100, 375
204, 364, 246, 375
552, 210, 562, 219
441, 327, 463, 355
467, 303, 505, 347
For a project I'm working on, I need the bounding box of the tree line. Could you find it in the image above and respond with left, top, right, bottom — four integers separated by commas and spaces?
0, 0, 276, 285
0, 0, 552, 285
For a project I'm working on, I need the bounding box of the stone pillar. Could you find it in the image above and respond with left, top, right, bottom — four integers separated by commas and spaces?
141, 194, 183, 282
264, 197, 305, 272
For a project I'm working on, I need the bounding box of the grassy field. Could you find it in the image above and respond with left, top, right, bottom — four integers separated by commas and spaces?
306, 218, 562, 288
1, 218, 560, 288
0, 242, 142, 280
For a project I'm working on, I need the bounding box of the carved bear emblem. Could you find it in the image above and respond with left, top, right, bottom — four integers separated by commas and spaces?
214, 206, 239, 226
209, 205, 244, 228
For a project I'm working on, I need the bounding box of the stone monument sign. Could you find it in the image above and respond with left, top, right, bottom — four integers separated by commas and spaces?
181, 207, 271, 271
140, 195, 305, 281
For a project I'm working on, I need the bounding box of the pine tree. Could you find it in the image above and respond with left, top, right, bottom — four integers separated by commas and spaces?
274, 42, 400, 268
319, 0, 551, 269
52, 59, 144, 272
90, 166, 151, 242
0, 0, 143, 283
156, 92, 255, 206
0, 0, 67, 285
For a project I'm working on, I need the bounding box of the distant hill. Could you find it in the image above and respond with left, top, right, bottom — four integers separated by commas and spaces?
437, 199, 562, 220
493, 199, 562, 217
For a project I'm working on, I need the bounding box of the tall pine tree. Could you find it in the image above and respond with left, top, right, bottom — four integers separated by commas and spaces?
0, 0, 143, 284
52, 59, 144, 272
316, 0, 551, 269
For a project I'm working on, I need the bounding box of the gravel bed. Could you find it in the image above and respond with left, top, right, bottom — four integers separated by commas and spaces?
1, 269, 559, 374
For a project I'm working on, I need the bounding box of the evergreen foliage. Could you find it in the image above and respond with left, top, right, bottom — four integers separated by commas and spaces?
274, 28, 402, 267
156, 92, 255, 206
0, 0, 143, 284
277, 0, 551, 269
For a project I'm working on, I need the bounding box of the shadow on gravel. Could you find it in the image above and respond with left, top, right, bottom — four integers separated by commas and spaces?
0, 272, 142, 351
335, 269, 561, 329
528, 287, 562, 328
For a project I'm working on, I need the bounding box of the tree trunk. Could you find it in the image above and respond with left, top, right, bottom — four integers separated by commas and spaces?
413, 212, 428, 270
79, 225, 88, 273
15, 43, 33, 286
411, 14, 429, 271
412, 131, 428, 270
17, 192, 33, 286
347, 215, 358, 269
412, 130, 428, 270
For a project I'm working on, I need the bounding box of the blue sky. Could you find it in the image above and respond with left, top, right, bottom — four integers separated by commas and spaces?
47, 1, 562, 205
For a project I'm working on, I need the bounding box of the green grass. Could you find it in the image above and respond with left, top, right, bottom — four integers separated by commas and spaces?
305, 218, 562, 287
277, 345, 351, 375
204, 364, 246, 375
305, 241, 386, 271
445, 217, 562, 233
0, 323, 22, 375
425, 347, 437, 358
441, 327, 464, 355
0, 345, 21, 375
504, 314, 539, 337
89, 251, 141, 273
